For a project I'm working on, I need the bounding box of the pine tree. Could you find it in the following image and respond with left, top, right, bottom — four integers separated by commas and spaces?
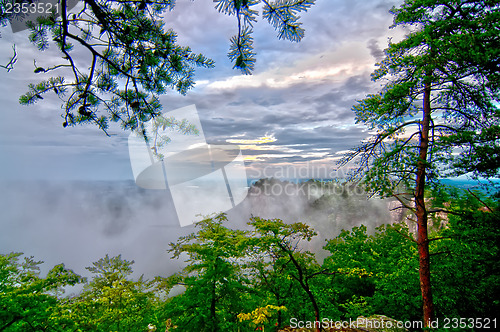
341, 0, 499, 326
1, 0, 316, 133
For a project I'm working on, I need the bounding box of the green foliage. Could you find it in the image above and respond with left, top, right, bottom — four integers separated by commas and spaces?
262, 0, 315, 42
3, 0, 317, 133
162, 214, 323, 331
248, 217, 323, 323
54, 254, 161, 332
228, 25, 256, 75
238, 304, 287, 330
342, 2, 499, 323
164, 214, 251, 332
216, 0, 315, 74
84, 253, 134, 288
322, 188, 500, 323
428, 191, 500, 319
149, 114, 200, 160
15, 0, 214, 134
343, 0, 500, 195
0, 252, 84, 331
338, 295, 372, 319
323, 223, 421, 322
1, 195, 498, 330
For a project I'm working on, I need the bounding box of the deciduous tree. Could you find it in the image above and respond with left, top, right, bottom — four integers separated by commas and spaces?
57, 254, 157, 331
249, 217, 322, 331
323, 224, 420, 322
164, 214, 251, 332
0, 252, 84, 331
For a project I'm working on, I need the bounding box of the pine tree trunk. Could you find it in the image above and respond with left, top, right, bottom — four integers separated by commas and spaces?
415, 81, 434, 327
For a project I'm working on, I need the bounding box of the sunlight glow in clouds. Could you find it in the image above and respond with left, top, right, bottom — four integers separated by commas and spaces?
226, 135, 277, 145
205, 62, 373, 90
205, 41, 375, 91
224, 135, 329, 163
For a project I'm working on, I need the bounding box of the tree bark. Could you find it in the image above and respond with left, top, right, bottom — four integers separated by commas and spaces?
415, 81, 434, 327
280, 243, 321, 331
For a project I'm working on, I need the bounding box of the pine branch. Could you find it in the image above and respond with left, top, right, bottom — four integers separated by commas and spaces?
0, 45, 17, 72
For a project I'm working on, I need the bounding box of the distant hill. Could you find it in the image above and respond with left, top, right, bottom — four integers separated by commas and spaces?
227, 178, 404, 259
439, 178, 500, 194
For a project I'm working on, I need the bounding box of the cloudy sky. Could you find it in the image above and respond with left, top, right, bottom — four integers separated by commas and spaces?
0, 0, 406, 278
0, 0, 405, 181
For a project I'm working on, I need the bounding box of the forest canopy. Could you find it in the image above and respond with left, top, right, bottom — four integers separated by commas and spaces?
1, 189, 498, 331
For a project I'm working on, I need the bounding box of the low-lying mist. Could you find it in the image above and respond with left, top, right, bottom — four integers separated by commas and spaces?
0, 178, 403, 287
228, 178, 404, 260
